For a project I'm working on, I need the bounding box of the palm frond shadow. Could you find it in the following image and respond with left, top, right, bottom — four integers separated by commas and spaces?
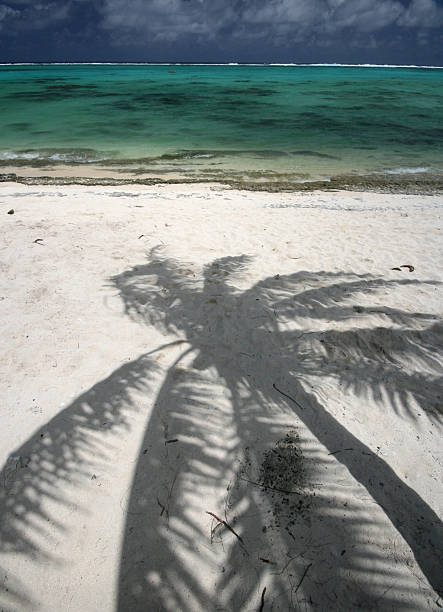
113, 248, 442, 610
0, 563, 31, 612
0, 247, 441, 610
0, 355, 162, 610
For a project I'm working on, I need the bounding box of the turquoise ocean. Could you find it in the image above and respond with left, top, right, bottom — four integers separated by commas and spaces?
0, 63, 442, 190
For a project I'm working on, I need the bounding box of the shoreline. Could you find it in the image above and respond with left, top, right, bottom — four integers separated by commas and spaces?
2, 167, 443, 195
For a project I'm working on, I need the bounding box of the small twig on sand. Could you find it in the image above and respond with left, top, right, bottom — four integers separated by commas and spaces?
259, 587, 267, 612
210, 521, 224, 544
273, 383, 304, 410
294, 563, 312, 595
239, 476, 302, 496
167, 473, 178, 503
157, 497, 166, 517
159, 472, 178, 522
206, 511, 244, 545
272, 553, 302, 576
165, 438, 179, 445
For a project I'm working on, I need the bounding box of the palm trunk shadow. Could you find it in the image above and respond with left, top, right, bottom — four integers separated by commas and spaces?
117, 351, 443, 610
274, 376, 443, 595
117, 358, 314, 611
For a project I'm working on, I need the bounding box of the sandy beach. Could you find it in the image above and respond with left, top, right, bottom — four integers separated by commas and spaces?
0, 182, 442, 611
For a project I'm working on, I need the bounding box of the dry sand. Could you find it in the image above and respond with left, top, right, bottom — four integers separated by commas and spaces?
0, 183, 442, 611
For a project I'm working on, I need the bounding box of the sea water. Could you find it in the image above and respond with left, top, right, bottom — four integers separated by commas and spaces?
0, 64, 442, 189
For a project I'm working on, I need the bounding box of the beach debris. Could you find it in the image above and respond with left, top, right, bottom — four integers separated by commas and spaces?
391, 265, 415, 272
164, 438, 179, 445
260, 558, 277, 565
271, 554, 303, 576
33, 238, 44, 245
239, 475, 302, 496
3, 455, 30, 485
273, 382, 304, 410
157, 497, 166, 516
156, 474, 178, 521
138, 234, 144, 239
259, 587, 267, 612
294, 563, 312, 595
165, 473, 178, 521
206, 511, 245, 545
3, 455, 30, 489
258, 432, 313, 537
8, 455, 30, 468
7, 209, 14, 215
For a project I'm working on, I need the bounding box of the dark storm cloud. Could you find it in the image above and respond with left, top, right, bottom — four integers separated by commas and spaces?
97, 0, 443, 43
0, 0, 442, 62
0, 1, 73, 32
0, 3, 19, 30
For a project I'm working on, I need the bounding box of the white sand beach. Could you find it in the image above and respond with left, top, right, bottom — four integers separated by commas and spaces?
0, 183, 442, 611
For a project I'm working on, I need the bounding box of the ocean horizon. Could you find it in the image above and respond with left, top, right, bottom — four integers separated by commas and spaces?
1, 63, 442, 191
1, 62, 443, 67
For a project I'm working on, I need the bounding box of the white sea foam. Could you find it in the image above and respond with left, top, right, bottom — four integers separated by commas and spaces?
0, 152, 40, 160
266, 63, 443, 69
1, 62, 442, 69
293, 177, 332, 183
0, 151, 107, 163
385, 167, 430, 175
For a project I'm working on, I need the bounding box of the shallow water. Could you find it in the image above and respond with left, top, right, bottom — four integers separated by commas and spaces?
0, 64, 442, 188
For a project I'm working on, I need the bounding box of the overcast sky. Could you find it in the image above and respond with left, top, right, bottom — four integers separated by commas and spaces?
0, 0, 442, 64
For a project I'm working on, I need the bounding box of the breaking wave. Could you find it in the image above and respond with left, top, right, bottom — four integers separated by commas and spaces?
0, 149, 110, 164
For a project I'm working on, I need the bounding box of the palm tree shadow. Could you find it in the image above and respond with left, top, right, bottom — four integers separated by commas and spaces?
113, 248, 443, 611
0, 247, 441, 610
